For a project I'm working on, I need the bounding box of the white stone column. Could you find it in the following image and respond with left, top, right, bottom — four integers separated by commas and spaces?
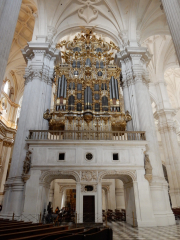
0, 0, 22, 89
97, 182, 102, 223
133, 170, 157, 227
52, 182, 63, 210
102, 189, 106, 210
154, 81, 180, 207
115, 179, 125, 210
48, 182, 54, 207
0, 43, 60, 217
0, 1, 6, 19
76, 183, 81, 223
117, 47, 175, 226
161, 0, 180, 64
0, 143, 12, 204
120, 58, 140, 131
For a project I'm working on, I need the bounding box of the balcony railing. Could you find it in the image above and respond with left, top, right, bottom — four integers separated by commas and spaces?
28, 130, 146, 141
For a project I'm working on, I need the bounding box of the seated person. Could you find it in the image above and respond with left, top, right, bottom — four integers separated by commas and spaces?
55, 206, 59, 214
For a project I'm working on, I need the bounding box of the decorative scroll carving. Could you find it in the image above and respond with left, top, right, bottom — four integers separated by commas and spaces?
81, 183, 97, 192
3, 141, 14, 147
43, 109, 52, 121
81, 171, 97, 182
23, 150, 32, 174
144, 154, 152, 182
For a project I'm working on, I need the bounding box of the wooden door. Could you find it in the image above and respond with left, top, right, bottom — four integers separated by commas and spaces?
83, 196, 95, 222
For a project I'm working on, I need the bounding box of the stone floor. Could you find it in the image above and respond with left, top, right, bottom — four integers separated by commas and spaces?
108, 221, 180, 240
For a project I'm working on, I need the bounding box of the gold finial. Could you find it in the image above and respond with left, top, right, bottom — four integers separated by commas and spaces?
80, 26, 97, 38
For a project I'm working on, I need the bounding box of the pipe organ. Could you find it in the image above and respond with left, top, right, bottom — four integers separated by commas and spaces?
44, 28, 132, 132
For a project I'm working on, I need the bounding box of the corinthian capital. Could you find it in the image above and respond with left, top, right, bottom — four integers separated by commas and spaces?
32, 70, 42, 79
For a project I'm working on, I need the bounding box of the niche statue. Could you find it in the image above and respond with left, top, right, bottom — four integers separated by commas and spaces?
144, 154, 152, 182
23, 150, 32, 174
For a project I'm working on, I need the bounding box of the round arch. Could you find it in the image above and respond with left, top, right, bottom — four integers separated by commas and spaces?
98, 170, 136, 184
39, 170, 80, 186
53, 25, 122, 47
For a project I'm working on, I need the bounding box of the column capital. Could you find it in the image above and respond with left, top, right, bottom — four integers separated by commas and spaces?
154, 109, 177, 133
119, 47, 151, 88
22, 42, 60, 86
117, 46, 152, 64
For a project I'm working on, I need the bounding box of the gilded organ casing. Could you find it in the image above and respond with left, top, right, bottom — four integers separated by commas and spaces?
43, 28, 132, 132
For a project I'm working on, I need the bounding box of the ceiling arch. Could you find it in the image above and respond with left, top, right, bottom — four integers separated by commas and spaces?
143, 35, 178, 82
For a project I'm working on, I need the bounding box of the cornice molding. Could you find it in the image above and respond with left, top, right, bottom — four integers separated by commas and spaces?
0, 119, 17, 136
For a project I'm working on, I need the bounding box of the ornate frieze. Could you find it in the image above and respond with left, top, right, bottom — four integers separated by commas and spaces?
81, 170, 97, 182
3, 141, 14, 147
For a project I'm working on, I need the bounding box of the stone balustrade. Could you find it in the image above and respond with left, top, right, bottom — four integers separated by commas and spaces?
28, 130, 146, 141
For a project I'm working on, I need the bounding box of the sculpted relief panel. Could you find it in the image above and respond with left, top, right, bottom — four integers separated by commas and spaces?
81, 171, 97, 182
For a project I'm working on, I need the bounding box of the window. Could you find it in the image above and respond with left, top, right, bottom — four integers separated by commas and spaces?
59, 153, 65, 160
86, 153, 93, 160
4, 81, 9, 94
113, 153, 119, 160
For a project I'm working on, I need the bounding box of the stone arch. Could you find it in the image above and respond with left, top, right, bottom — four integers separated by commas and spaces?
98, 170, 137, 183
149, 91, 158, 108
59, 184, 76, 193
53, 26, 121, 47
39, 170, 80, 185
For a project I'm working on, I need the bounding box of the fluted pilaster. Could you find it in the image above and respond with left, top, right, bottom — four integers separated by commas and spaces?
0, 0, 22, 89
0, 43, 60, 217
161, 0, 180, 64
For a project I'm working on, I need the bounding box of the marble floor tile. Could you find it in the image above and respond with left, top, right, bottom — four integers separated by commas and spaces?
107, 221, 180, 240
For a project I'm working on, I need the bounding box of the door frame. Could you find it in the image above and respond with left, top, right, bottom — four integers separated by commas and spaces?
80, 192, 98, 223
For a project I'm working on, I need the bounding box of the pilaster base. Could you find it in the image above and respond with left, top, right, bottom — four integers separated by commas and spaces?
150, 177, 175, 226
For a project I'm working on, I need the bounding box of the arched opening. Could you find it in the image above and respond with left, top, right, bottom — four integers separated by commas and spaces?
23, 171, 79, 224
48, 179, 76, 212
3, 81, 10, 95
101, 173, 137, 226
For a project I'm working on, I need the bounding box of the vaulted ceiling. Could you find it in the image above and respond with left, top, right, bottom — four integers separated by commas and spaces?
3, 0, 178, 106
34, 0, 169, 46
4, 0, 37, 102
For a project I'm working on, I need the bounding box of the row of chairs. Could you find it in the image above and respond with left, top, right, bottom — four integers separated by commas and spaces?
0, 218, 113, 240
103, 209, 126, 222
